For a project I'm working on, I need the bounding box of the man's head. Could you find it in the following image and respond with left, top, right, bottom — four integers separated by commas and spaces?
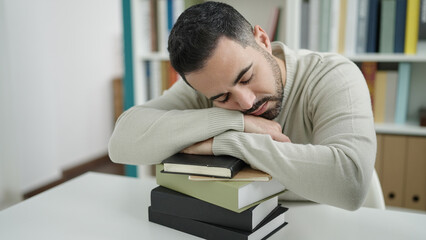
168, 1, 285, 120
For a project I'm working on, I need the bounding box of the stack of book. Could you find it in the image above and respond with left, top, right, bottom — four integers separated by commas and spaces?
148, 153, 288, 240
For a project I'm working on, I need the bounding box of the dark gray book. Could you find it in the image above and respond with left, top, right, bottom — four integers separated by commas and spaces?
161, 153, 247, 178
151, 186, 279, 231
148, 205, 288, 240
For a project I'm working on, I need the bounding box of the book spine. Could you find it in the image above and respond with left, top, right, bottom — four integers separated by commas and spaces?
367, 0, 380, 52
361, 62, 378, 111
337, 0, 347, 53
394, 0, 408, 52
151, 186, 255, 231
380, 0, 397, 53
394, 63, 411, 124
345, 0, 359, 55
309, 0, 320, 51
404, 0, 421, 54
418, 0, 426, 52
384, 71, 398, 123
374, 71, 388, 123
319, 0, 331, 52
356, 0, 369, 53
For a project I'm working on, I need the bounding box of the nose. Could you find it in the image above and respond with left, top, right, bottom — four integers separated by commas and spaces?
233, 87, 255, 111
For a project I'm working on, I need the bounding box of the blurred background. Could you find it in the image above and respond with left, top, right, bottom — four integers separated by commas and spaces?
0, 0, 124, 209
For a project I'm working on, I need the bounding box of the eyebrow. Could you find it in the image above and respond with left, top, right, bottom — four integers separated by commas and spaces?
209, 62, 253, 101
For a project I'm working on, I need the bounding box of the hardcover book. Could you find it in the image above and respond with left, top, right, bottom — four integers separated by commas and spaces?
162, 153, 247, 178
151, 186, 279, 231
156, 164, 286, 213
148, 205, 288, 240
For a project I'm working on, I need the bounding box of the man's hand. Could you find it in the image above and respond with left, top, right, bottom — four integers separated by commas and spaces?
244, 115, 291, 142
181, 138, 213, 155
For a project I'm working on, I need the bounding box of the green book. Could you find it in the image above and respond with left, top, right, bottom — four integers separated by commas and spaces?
379, 0, 397, 53
156, 165, 286, 213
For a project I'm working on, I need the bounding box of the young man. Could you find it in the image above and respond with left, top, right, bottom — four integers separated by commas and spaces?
109, 2, 376, 210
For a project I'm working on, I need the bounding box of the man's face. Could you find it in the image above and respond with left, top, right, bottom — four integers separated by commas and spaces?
186, 37, 284, 120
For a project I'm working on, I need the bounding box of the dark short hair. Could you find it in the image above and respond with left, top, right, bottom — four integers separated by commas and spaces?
168, 1, 255, 81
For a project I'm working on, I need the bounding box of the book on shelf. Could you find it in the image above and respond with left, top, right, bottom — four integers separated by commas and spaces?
374, 71, 387, 123
394, 0, 408, 53
319, 0, 331, 52
360, 62, 378, 110
188, 166, 272, 182
356, 0, 369, 53
395, 62, 411, 124
418, 0, 426, 52
344, 0, 359, 55
366, 0, 380, 53
379, 0, 397, 53
385, 71, 398, 123
148, 205, 288, 240
308, 0, 320, 51
150, 186, 279, 231
156, 164, 286, 213
404, 0, 421, 54
162, 153, 247, 178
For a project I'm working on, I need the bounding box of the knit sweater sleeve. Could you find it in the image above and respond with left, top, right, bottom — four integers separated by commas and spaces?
108, 80, 244, 165
212, 59, 376, 211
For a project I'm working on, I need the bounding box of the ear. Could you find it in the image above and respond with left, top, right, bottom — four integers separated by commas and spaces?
253, 25, 272, 53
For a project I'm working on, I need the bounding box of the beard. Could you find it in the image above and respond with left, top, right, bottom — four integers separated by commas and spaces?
243, 46, 284, 120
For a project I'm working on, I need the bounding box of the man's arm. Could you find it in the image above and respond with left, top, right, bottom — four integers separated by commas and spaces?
108, 80, 244, 165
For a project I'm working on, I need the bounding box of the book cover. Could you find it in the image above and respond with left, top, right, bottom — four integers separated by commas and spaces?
356, 0, 370, 53
404, 0, 421, 54
150, 186, 279, 231
366, 0, 380, 52
374, 71, 388, 123
380, 0, 397, 53
188, 166, 272, 182
156, 164, 286, 213
394, 0, 407, 52
162, 153, 247, 178
148, 205, 288, 240
394, 63, 411, 124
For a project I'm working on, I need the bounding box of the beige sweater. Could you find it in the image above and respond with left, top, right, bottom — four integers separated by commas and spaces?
109, 42, 376, 210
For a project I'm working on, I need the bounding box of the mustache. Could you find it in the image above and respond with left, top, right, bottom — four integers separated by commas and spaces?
243, 96, 282, 115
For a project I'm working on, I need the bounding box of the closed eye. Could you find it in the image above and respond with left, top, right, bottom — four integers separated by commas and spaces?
240, 73, 254, 85
217, 93, 230, 103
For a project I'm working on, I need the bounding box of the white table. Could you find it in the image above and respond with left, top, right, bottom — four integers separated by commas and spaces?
0, 172, 425, 240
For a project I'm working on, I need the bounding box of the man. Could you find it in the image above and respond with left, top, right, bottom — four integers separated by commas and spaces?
109, 2, 376, 211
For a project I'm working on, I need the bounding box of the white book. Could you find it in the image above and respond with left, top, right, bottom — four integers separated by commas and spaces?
345, 0, 359, 55
329, 0, 341, 52
138, 0, 151, 53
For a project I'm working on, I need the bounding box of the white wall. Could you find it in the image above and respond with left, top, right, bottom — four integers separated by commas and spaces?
0, 0, 122, 208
